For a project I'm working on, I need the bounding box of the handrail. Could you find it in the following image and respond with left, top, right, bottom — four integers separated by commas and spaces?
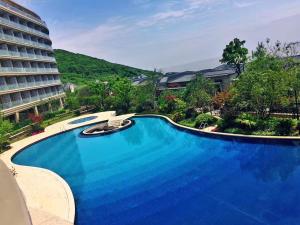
0, 0, 46, 27
0, 92, 65, 110
0, 17, 49, 39
0, 67, 59, 73
0, 33, 53, 51
0, 80, 61, 91
0, 49, 55, 62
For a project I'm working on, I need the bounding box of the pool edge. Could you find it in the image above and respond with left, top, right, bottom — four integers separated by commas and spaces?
134, 114, 300, 143
0, 111, 135, 225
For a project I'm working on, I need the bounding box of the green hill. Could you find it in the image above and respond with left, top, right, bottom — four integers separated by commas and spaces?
54, 49, 155, 84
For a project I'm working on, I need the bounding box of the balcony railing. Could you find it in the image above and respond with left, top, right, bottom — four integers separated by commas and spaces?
0, 1, 47, 27
0, 17, 49, 39
0, 91, 64, 110
0, 80, 61, 91
0, 49, 56, 62
0, 67, 59, 73
0, 33, 53, 51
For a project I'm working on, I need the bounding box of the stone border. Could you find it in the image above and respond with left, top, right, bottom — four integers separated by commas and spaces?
0, 111, 135, 225
80, 119, 134, 137
134, 114, 300, 143
68, 115, 98, 125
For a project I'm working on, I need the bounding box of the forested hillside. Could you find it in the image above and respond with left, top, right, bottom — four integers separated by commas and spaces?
54, 49, 155, 84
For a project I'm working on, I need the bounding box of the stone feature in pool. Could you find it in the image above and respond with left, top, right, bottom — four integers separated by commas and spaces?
68, 116, 98, 125
13, 117, 300, 225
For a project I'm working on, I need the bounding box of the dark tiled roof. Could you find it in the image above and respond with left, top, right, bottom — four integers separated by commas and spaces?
160, 64, 236, 85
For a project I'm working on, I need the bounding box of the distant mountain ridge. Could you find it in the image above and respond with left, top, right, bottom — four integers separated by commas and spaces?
54, 49, 156, 84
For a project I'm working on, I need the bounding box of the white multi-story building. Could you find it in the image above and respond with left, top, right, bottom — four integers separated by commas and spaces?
0, 0, 65, 122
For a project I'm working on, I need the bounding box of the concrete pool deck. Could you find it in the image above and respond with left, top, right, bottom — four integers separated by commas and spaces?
0, 111, 135, 225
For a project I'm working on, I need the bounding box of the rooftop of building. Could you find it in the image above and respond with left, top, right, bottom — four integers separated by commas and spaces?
161, 64, 236, 85
3, 0, 41, 19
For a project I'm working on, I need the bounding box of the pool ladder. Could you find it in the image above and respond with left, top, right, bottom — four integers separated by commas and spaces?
198, 122, 208, 130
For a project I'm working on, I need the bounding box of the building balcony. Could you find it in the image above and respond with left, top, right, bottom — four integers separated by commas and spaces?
0, 17, 49, 39
0, 67, 59, 74
0, 80, 61, 92
0, 32, 53, 51
0, 49, 56, 62
0, 1, 47, 27
0, 91, 64, 110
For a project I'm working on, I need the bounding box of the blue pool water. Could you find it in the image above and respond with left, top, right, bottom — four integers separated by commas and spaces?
69, 116, 98, 125
13, 117, 300, 225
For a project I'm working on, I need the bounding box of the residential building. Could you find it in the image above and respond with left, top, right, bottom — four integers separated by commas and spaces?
0, 0, 65, 122
158, 64, 237, 92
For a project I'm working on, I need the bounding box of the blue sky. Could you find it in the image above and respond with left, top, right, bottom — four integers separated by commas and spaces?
15, 0, 300, 71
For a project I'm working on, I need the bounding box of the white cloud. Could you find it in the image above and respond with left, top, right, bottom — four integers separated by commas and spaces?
51, 21, 131, 62
137, 9, 187, 27
136, 0, 222, 28
233, 1, 259, 8
39, 0, 300, 70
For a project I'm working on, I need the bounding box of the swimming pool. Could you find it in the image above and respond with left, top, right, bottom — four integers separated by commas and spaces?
13, 117, 300, 225
68, 116, 98, 125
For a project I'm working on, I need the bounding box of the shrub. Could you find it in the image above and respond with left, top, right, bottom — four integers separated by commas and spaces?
185, 107, 198, 119
297, 121, 300, 134
28, 114, 43, 124
234, 113, 257, 131
195, 114, 217, 128
178, 119, 196, 128
44, 112, 56, 120
217, 117, 236, 131
224, 128, 245, 134
0, 119, 13, 152
31, 123, 44, 133
252, 130, 276, 136
171, 111, 185, 122
275, 119, 296, 136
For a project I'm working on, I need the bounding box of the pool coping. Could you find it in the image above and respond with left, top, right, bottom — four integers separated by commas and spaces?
80, 119, 135, 137
0, 111, 136, 225
134, 114, 300, 143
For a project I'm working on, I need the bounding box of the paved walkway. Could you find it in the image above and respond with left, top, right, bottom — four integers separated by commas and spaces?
0, 111, 135, 225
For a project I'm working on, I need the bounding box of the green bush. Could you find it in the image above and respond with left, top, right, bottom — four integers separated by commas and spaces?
13, 119, 31, 130
178, 119, 196, 128
297, 121, 300, 134
252, 130, 276, 136
217, 117, 236, 131
195, 114, 217, 128
275, 119, 296, 136
224, 128, 245, 134
234, 113, 257, 131
185, 107, 198, 119
171, 111, 185, 122
31, 123, 44, 133
44, 112, 56, 120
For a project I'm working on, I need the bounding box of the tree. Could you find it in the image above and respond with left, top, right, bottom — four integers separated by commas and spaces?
146, 72, 163, 110
220, 38, 249, 76
255, 39, 300, 119
89, 82, 110, 110
0, 117, 13, 152
213, 91, 232, 110
232, 55, 287, 119
65, 92, 80, 110
131, 85, 154, 113
286, 60, 300, 120
252, 42, 267, 59
184, 75, 216, 112
110, 77, 133, 113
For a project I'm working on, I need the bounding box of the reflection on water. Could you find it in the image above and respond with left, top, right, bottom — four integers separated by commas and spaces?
239, 146, 300, 182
